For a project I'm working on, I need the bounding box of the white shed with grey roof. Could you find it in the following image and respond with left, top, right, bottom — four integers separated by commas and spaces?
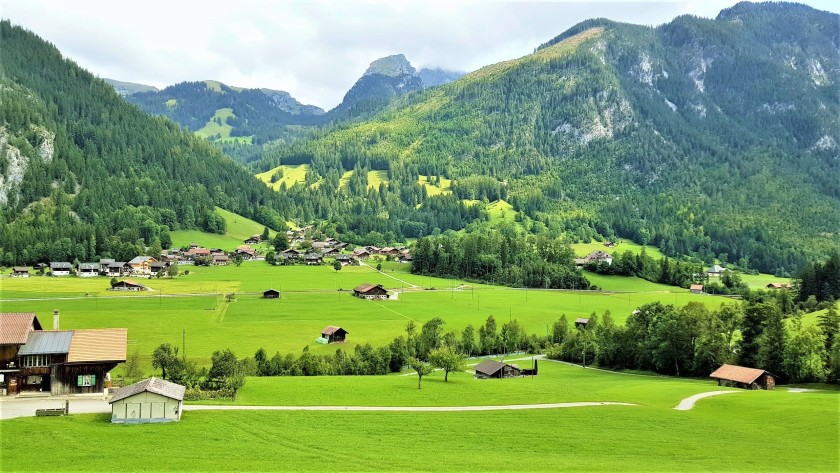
109, 377, 186, 423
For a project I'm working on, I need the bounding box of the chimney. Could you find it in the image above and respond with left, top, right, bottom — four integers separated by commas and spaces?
53, 309, 59, 331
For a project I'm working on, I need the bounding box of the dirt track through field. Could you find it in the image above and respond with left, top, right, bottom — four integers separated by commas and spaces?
673, 390, 739, 410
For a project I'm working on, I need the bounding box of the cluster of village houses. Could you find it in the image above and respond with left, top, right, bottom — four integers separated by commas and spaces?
8, 229, 413, 281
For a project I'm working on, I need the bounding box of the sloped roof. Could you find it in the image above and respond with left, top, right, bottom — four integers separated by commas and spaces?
707, 264, 726, 273
18, 331, 73, 355
709, 364, 769, 385
50, 262, 72, 269
109, 377, 185, 403
115, 280, 145, 288
0, 313, 42, 345
690, 284, 704, 291
354, 283, 385, 293
474, 360, 507, 376
79, 263, 100, 270
128, 256, 154, 264
67, 328, 127, 363
575, 318, 590, 325
322, 325, 346, 335
12, 266, 30, 272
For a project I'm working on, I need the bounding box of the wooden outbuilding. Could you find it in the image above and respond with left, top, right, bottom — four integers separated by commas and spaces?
473, 360, 522, 379
321, 326, 348, 343
110, 280, 147, 291
690, 284, 704, 294
710, 364, 776, 390
0, 312, 43, 395
109, 377, 185, 423
353, 283, 389, 300
11, 267, 30, 278
766, 283, 793, 290
263, 289, 281, 299
574, 318, 590, 329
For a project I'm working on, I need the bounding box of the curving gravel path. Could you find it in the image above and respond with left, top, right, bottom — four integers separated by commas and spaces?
183, 402, 637, 413
673, 390, 740, 410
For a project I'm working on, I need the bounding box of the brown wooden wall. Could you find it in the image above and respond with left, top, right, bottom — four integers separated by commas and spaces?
51, 363, 117, 395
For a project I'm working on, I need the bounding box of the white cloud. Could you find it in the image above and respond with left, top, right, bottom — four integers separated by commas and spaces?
2, 0, 837, 109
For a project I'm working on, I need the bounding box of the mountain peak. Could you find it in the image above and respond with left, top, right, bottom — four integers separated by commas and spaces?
364, 54, 416, 78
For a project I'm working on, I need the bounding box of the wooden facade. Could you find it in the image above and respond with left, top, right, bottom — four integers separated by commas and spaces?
353, 283, 389, 300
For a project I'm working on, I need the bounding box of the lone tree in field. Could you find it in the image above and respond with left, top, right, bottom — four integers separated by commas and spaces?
429, 346, 466, 382
151, 343, 179, 379
167, 262, 179, 278
409, 357, 433, 389
333, 260, 342, 272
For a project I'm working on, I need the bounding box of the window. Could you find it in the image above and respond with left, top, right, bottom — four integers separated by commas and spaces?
23, 355, 50, 367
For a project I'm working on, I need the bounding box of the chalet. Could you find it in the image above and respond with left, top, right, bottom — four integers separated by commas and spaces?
321, 326, 348, 343
2, 312, 127, 396
335, 254, 358, 266
353, 249, 371, 259
381, 247, 400, 257
321, 248, 340, 257
128, 256, 157, 275
304, 253, 323, 265
109, 377, 185, 423
312, 241, 329, 251
0, 312, 43, 395
282, 248, 302, 257
236, 245, 257, 259
576, 251, 613, 268
110, 280, 147, 291
333, 242, 348, 251
707, 265, 727, 277
766, 283, 793, 290
690, 284, 704, 294
11, 267, 30, 278
212, 254, 230, 266
353, 283, 389, 300
710, 364, 776, 390
399, 253, 413, 264
244, 234, 261, 244
186, 247, 210, 259
189, 242, 199, 249
149, 262, 168, 275
99, 258, 115, 267
473, 360, 522, 379
78, 263, 100, 277
50, 262, 72, 276
263, 289, 280, 299
574, 318, 590, 329
105, 262, 129, 277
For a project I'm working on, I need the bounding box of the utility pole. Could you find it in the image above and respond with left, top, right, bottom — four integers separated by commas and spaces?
182, 329, 186, 360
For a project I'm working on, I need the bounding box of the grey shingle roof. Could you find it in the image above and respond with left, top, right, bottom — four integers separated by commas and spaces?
18, 331, 73, 355
474, 360, 506, 376
109, 377, 186, 403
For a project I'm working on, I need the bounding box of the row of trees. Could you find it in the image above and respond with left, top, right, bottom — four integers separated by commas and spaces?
547, 300, 840, 384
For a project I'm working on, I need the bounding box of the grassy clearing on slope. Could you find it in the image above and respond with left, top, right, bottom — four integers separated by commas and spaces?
255, 164, 310, 191
740, 272, 795, 289
3, 369, 836, 472
367, 170, 388, 189
571, 241, 665, 259
418, 175, 453, 196
170, 207, 277, 251
195, 107, 234, 138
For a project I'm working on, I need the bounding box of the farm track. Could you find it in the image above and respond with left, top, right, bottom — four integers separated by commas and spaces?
673, 390, 740, 410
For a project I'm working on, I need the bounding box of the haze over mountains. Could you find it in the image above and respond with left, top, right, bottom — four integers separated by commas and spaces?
1, 2, 838, 275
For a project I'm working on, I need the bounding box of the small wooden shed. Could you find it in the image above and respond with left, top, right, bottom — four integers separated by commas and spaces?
574, 318, 590, 329
321, 326, 347, 343
690, 284, 704, 294
110, 280, 147, 291
710, 364, 776, 390
473, 360, 521, 379
109, 377, 186, 423
263, 289, 281, 299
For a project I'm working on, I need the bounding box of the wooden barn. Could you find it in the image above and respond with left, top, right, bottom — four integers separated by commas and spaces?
574, 318, 590, 329
263, 289, 281, 299
321, 326, 347, 343
11, 267, 30, 278
110, 280, 147, 291
473, 360, 522, 379
690, 284, 704, 294
710, 364, 776, 390
353, 283, 389, 300
109, 377, 185, 423
0, 312, 43, 395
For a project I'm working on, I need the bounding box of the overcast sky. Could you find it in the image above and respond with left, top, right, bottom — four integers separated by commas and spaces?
2, 1, 837, 109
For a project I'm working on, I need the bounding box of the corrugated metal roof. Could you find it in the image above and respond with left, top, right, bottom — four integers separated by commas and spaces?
67, 328, 127, 363
18, 331, 73, 355
709, 364, 768, 384
109, 377, 185, 403
0, 313, 42, 345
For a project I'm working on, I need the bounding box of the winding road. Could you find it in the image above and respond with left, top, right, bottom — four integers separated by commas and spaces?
673, 390, 740, 410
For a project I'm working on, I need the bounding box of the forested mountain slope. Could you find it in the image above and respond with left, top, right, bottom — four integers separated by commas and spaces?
258, 2, 840, 273
0, 21, 291, 264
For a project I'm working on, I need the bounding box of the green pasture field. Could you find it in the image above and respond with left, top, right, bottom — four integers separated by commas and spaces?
2, 361, 836, 472
418, 175, 453, 196
195, 107, 235, 139
570, 240, 665, 259
739, 272, 794, 289
170, 207, 277, 251
2, 263, 735, 372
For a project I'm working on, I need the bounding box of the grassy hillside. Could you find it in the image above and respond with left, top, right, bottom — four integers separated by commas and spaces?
255, 164, 310, 190
170, 207, 277, 250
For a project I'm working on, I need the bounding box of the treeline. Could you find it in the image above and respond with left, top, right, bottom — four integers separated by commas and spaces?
547, 300, 840, 384
585, 249, 704, 288
796, 252, 840, 303
412, 231, 590, 289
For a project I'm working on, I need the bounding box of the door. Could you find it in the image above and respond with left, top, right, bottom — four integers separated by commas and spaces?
126, 403, 143, 420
